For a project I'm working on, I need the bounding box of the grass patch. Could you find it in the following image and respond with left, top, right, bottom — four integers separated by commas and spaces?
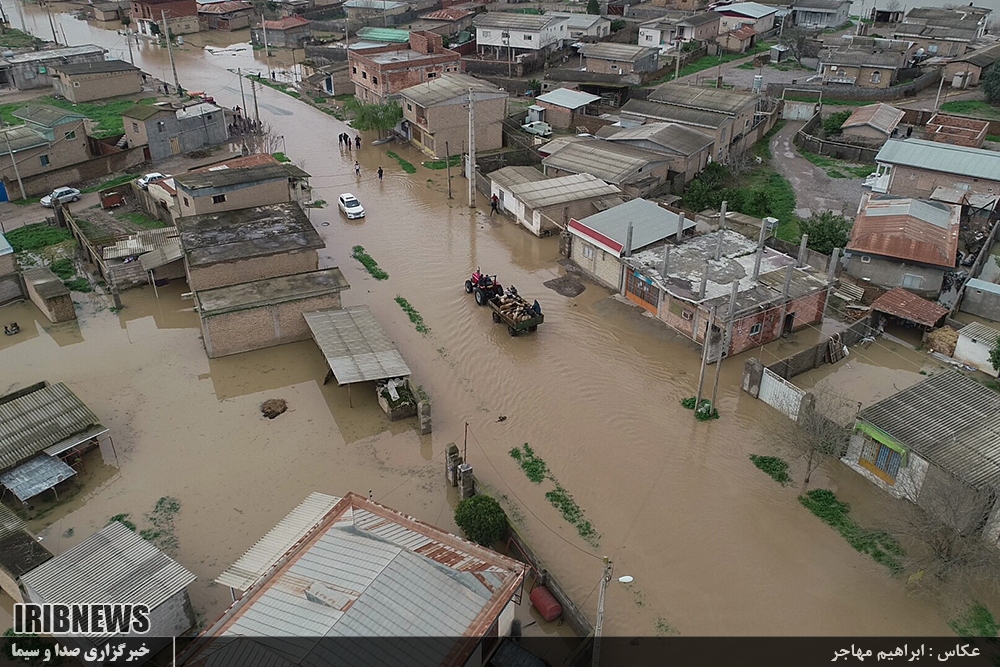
509, 443, 548, 483
949, 603, 1000, 638
742, 169, 799, 242
0, 28, 36, 49
736, 62, 756, 70
49, 258, 75, 280
784, 94, 874, 106
395, 295, 429, 334
387, 150, 417, 174
312, 96, 327, 104
304, 199, 327, 208
546, 485, 596, 544
423, 155, 461, 170
272, 152, 291, 163
939, 100, 1000, 120
84, 173, 141, 193
109, 513, 136, 531
987, 135, 1000, 143
351, 245, 389, 280
119, 212, 167, 230
749, 455, 791, 485
754, 119, 787, 160
0, 96, 155, 138
4, 224, 73, 253
63, 278, 93, 292
798, 148, 875, 179
799, 489, 904, 574
109, 497, 181, 553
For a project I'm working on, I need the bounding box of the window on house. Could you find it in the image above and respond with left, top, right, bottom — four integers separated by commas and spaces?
901, 274, 922, 289
681, 309, 694, 321
582, 245, 595, 260
39, 155, 50, 167
64, 130, 76, 140
859, 435, 902, 483
871, 70, 881, 83
860, 255, 871, 263
428, 72, 436, 78
157, 121, 165, 133
183, 197, 189, 206
132, 122, 139, 132
407, 103, 412, 111
928, 43, 938, 53
749, 323, 762, 336
362, 71, 367, 79
645, 34, 653, 41
372, 76, 378, 84
524, 34, 532, 40
206, 114, 212, 120
212, 194, 226, 204
482, 30, 491, 37
352, 66, 357, 74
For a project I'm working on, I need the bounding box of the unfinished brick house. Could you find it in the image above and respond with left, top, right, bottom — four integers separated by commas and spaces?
348, 31, 462, 104
922, 113, 989, 149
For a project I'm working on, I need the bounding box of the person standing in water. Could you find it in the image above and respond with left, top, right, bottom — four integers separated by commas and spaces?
355, 161, 361, 177
377, 166, 384, 181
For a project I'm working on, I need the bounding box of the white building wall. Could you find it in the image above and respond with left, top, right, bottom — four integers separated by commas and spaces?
476, 20, 567, 50
953, 334, 1000, 377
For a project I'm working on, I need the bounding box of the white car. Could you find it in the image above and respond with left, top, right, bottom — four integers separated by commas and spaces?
40, 187, 81, 208
136, 172, 166, 190
338, 193, 365, 219
522, 121, 553, 138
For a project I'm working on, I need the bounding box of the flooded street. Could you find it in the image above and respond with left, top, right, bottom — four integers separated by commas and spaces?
0, 2, 957, 636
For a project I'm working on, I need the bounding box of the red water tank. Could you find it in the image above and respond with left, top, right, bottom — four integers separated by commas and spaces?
529, 586, 562, 622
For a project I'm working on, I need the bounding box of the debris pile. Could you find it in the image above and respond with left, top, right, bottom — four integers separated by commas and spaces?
926, 326, 959, 357
261, 399, 288, 419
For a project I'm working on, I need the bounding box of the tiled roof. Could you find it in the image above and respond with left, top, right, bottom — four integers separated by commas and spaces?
197, 1, 253, 13
263, 15, 310, 29
579, 42, 659, 62
728, 25, 757, 40
422, 7, 472, 20
869, 287, 948, 327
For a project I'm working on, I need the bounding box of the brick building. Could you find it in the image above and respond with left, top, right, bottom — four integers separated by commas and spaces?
400, 73, 506, 159
123, 102, 228, 162
923, 113, 989, 149
198, 1, 255, 31
252, 16, 313, 48
871, 138, 1000, 199
131, 0, 200, 37
349, 31, 462, 104
0, 45, 107, 91
0, 106, 90, 201
579, 43, 660, 75
50, 60, 143, 103
173, 154, 310, 218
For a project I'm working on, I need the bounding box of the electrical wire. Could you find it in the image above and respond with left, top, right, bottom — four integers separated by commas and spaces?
377, 447, 446, 503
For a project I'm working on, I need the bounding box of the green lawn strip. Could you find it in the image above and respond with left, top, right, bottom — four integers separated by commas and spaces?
939, 100, 1000, 120
84, 173, 142, 193
350, 245, 388, 280
987, 135, 1000, 143
749, 455, 791, 485
799, 489, 904, 574
648, 42, 774, 85
119, 212, 168, 230
797, 148, 875, 179
509, 442, 598, 545
509, 443, 548, 483
422, 155, 461, 170
4, 224, 73, 252
0, 28, 36, 48
387, 150, 417, 174
784, 94, 874, 106
0, 96, 155, 138
394, 295, 429, 334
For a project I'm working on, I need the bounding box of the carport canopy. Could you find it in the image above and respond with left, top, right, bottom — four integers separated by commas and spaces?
304, 306, 411, 386
0, 454, 77, 504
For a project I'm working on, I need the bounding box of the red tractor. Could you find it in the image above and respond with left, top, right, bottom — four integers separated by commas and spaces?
464, 268, 504, 306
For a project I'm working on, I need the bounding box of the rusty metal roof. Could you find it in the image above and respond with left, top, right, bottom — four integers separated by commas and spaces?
870, 287, 948, 327
848, 195, 960, 268
841, 103, 904, 136
0, 382, 101, 472
857, 371, 1000, 491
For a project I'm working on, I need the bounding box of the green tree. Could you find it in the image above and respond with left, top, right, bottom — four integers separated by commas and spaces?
989, 336, 1000, 374
587, 0, 600, 15
455, 494, 508, 546
343, 99, 403, 138
822, 110, 852, 137
797, 210, 852, 255
983, 65, 1000, 104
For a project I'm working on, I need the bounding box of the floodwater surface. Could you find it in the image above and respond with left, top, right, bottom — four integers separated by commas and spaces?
0, 2, 956, 636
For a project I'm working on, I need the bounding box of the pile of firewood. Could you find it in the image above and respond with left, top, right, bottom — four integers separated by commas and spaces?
496, 293, 536, 323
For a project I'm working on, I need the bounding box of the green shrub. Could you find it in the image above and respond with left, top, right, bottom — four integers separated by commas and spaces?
455, 494, 508, 546
949, 603, 1000, 638
5, 224, 73, 252
49, 258, 75, 280
822, 110, 852, 136
749, 455, 791, 485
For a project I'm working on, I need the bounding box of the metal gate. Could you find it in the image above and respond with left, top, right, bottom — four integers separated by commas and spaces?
0, 274, 25, 307
758, 368, 806, 421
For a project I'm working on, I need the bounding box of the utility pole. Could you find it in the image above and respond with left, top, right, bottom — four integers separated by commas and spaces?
126, 27, 135, 65
711, 280, 739, 412
467, 89, 476, 209
445, 140, 453, 199
463, 421, 469, 462
592, 557, 612, 667
162, 11, 181, 95
694, 306, 718, 412
251, 77, 260, 123
1, 123, 27, 201
261, 15, 272, 77
238, 67, 248, 116
45, 0, 58, 43
674, 50, 680, 81
933, 70, 945, 112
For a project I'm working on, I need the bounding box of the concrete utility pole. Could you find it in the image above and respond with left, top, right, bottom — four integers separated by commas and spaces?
468, 88, 476, 209
712, 280, 740, 411
126, 28, 135, 65
44, 0, 58, 44
933, 71, 945, 112
238, 67, 248, 116
1, 122, 27, 201
695, 306, 718, 412
251, 77, 260, 123
261, 15, 272, 76
162, 11, 181, 95
445, 140, 453, 199
592, 557, 612, 667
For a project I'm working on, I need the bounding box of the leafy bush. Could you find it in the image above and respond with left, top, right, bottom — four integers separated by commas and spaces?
49, 258, 75, 280
5, 224, 73, 252
63, 278, 92, 293
455, 494, 508, 546
798, 211, 852, 255
822, 110, 852, 136
509, 443, 548, 483
749, 455, 791, 485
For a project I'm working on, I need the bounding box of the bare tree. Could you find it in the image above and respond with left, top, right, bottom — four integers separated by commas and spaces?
233, 119, 283, 155
779, 27, 820, 66
794, 395, 853, 489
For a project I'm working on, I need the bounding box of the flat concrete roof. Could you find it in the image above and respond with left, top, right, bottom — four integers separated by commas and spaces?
21, 268, 70, 300
195, 268, 350, 316
177, 203, 325, 268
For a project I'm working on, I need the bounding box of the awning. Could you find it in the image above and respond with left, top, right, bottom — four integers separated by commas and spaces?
303, 306, 411, 385
0, 455, 77, 503
140, 239, 183, 272
43, 424, 109, 458
870, 288, 948, 328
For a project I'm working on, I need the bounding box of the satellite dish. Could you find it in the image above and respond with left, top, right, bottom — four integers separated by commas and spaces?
618, 576, 634, 584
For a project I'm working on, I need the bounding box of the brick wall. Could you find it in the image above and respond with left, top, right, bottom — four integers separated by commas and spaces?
178, 179, 291, 217
56, 71, 144, 104
0, 254, 16, 276
202, 292, 342, 358
412, 95, 505, 158
24, 271, 76, 324
6, 145, 147, 199
887, 164, 1000, 199
186, 250, 319, 291
569, 235, 622, 289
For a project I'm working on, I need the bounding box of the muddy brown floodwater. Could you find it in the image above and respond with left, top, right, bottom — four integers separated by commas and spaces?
0, 2, 956, 636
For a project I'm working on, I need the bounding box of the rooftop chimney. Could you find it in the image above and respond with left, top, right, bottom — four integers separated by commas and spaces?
827, 248, 840, 283
752, 218, 768, 280
675, 212, 686, 243
796, 233, 809, 268
624, 222, 634, 258
661, 244, 670, 277
699, 259, 709, 299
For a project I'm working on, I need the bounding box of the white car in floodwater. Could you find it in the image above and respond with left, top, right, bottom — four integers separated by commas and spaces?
338, 193, 365, 219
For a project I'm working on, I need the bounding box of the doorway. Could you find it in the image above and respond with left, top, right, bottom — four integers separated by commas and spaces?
783, 312, 795, 336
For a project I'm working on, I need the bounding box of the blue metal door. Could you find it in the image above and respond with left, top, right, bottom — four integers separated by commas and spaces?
0, 181, 8, 203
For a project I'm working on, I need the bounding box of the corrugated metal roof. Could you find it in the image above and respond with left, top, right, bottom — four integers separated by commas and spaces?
579, 43, 659, 62
0, 383, 100, 472
140, 239, 183, 272
44, 424, 110, 458
870, 287, 949, 327
510, 173, 620, 209
51, 60, 139, 76
824, 49, 907, 67
1, 44, 105, 64
20, 522, 196, 613
857, 371, 1000, 490
356, 27, 411, 43
421, 8, 472, 21
648, 84, 757, 115
957, 42, 1000, 67
0, 532, 53, 579
303, 306, 411, 385
714, 1, 776, 18
14, 105, 88, 129
400, 73, 503, 107
216, 492, 342, 590
0, 454, 77, 503
958, 321, 1000, 344
603, 122, 714, 156
678, 11, 721, 26
102, 228, 179, 260
542, 140, 668, 184
966, 277, 1000, 295
489, 166, 547, 190
876, 138, 1000, 180
196, 269, 350, 317
570, 198, 693, 255
547, 12, 608, 29
621, 98, 730, 130
848, 195, 960, 267
536, 88, 601, 110
472, 12, 564, 30
841, 103, 905, 136
0, 503, 25, 541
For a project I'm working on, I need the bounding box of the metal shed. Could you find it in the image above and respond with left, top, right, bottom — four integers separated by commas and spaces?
0, 454, 77, 504
303, 307, 411, 406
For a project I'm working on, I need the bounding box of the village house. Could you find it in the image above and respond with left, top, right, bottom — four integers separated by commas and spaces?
0, 381, 114, 508
597, 122, 715, 186
714, 2, 777, 35
961, 278, 1000, 322
0, 233, 16, 302
147, 176, 181, 221
21, 522, 197, 639
621, 84, 758, 161
542, 138, 673, 198
0, 506, 53, 604
533, 88, 600, 129
923, 113, 989, 148
198, 1, 255, 31
491, 168, 623, 237
638, 15, 682, 51
902, 5, 991, 39
252, 16, 313, 48
892, 22, 977, 58
418, 8, 475, 36
400, 73, 506, 159
567, 197, 695, 290
90, 2, 123, 21
488, 165, 546, 214
792, 0, 851, 29
130, 0, 201, 38
173, 154, 311, 218
943, 43, 1000, 87
721, 25, 757, 54
844, 193, 960, 297
50, 60, 142, 103
820, 48, 910, 87
618, 228, 829, 357
122, 102, 228, 162
579, 43, 660, 75
345, 0, 409, 30
548, 12, 612, 41
21, 267, 75, 322
183, 492, 526, 667
871, 138, 1000, 199
953, 322, 1000, 377
843, 371, 1000, 548
839, 103, 905, 144
0, 45, 107, 91
676, 12, 723, 42
0, 105, 90, 201
473, 13, 569, 58
349, 31, 462, 104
